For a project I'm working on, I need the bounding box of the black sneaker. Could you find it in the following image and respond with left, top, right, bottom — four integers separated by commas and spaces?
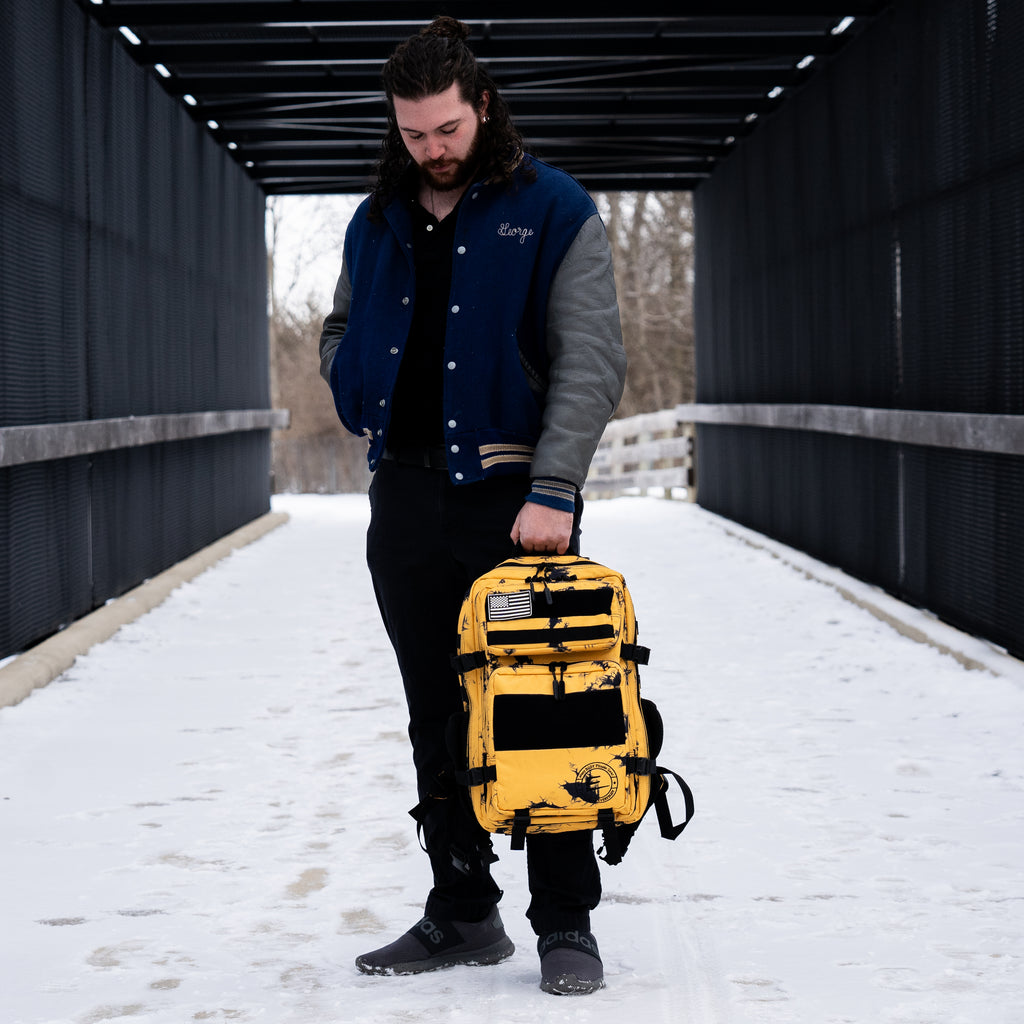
538, 929, 605, 995
355, 906, 514, 975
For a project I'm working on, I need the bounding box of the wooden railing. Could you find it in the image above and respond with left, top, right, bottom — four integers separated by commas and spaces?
586, 399, 1024, 501
585, 407, 696, 500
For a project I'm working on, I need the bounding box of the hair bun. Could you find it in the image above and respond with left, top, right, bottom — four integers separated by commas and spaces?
421, 16, 470, 41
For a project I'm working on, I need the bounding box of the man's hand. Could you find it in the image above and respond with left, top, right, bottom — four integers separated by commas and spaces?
511, 501, 573, 555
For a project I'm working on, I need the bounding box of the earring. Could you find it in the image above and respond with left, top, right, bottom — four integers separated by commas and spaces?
482, 115, 490, 124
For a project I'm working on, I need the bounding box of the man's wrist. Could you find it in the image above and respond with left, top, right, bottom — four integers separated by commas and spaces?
524, 477, 577, 515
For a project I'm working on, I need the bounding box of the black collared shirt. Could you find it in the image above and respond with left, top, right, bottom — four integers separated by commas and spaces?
385, 195, 462, 450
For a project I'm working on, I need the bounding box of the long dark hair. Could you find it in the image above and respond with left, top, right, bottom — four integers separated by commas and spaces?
368, 16, 535, 219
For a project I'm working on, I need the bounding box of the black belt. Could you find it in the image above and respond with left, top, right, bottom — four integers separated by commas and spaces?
381, 444, 449, 470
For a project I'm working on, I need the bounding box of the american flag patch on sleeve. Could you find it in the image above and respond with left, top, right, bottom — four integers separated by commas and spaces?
486, 590, 533, 621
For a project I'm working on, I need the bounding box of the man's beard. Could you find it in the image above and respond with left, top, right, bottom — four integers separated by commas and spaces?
420, 126, 485, 192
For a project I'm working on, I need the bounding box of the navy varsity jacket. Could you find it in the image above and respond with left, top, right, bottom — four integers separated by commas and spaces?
320, 157, 626, 511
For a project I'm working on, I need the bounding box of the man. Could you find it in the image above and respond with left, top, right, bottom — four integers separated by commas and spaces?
319, 16, 627, 995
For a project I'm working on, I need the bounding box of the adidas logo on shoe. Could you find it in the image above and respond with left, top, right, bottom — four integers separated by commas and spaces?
537, 929, 600, 958
355, 907, 514, 976
537, 929, 604, 995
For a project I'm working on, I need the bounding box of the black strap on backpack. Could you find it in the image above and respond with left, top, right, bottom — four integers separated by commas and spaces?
509, 806, 631, 866
599, 765, 695, 864
597, 808, 622, 864
510, 809, 531, 850
621, 641, 651, 665
653, 767, 695, 841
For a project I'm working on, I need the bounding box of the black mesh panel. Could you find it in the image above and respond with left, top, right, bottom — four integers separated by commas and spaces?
694, 0, 1024, 656
1, 1, 270, 658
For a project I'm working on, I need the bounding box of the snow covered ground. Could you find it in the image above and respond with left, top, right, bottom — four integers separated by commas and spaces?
2, 494, 1023, 1024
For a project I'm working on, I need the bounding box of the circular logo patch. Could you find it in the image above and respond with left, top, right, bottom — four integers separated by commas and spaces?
576, 762, 619, 803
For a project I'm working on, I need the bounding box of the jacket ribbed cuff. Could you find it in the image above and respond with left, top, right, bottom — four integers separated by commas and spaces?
524, 477, 577, 514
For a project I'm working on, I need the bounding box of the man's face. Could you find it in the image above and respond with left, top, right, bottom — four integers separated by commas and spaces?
393, 83, 488, 192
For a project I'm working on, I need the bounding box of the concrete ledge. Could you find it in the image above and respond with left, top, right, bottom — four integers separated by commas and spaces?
676, 403, 1024, 456
0, 511, 290, 710
0, 409, 291, 469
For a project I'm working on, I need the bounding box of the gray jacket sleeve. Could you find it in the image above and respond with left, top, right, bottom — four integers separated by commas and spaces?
319, 251, 352, 383
531, 213, 627, 488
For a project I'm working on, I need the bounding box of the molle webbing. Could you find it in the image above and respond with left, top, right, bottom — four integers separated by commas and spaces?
484, 586, 615, 649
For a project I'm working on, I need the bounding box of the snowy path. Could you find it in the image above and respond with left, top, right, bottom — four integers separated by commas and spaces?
2, 494, 1022, 1024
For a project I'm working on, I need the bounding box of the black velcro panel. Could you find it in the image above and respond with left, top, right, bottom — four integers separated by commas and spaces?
529, 586, 614, 619
492, 690, 626, 750
486, 623, 615, 647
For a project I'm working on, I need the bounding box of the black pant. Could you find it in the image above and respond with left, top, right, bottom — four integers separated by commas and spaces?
365, 460, 601, 935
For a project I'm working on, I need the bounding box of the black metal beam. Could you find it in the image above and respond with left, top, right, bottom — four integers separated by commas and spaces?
167, 66, 808, 99
221, 121, 751, 146
89, 3, 888, 29
258, 173, 708, 196
209, 94, 780, 124
249, 154, 713, 175
133, 34, 844, 66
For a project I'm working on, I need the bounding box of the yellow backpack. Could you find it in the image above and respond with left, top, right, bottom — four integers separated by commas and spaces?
450, 555, 693, 864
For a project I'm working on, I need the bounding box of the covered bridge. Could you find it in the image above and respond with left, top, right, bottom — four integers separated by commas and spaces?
2, 1, 1021, 664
